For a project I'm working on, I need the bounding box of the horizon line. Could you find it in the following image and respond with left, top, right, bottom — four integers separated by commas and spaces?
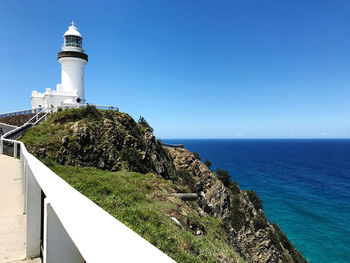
160, 138, 350, 140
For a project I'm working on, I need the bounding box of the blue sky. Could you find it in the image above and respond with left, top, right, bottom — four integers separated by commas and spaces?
0, 0, 349, 138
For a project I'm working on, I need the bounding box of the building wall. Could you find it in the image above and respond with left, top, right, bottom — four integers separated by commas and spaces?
59, 57, 87, 102
31, 92, 78, 109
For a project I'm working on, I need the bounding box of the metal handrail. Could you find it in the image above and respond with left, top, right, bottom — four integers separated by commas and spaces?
91, 104, 118, 111
162, 143, 184, 148
0, 107, 42, 118
0, 107, 55, 143
32, 107, 56, 125
59, 103, 118, 111
24, 108, 47, 125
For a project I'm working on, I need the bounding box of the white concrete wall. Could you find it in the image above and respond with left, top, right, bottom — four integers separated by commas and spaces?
44, 199, 84, 263
31, 95, 45, 109
31, 93, 79, 108
59, 57, 87, 102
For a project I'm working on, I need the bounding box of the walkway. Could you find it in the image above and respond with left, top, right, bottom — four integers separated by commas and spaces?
0, 155, 40, 263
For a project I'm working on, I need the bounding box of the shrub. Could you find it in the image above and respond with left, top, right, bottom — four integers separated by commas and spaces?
82, 104, 102, 120
130, 125, 142, 140
252, 213, 268, 230
229, 181, 240, 194
267, 227, 281, 250
138, 116, 153, 132
52, 109, 82, 123
120, 147, 147, 173
215, 168, 231, 187
272, 223, 291, 250
204, 159, 212, 169
193, 152, 201, 160
228, 195, 246, 231
215, 168, 240, 194
103, 110, 115, 120
246, 190, 263, 210
176, 169, 194, 188
52, 105, 101, 124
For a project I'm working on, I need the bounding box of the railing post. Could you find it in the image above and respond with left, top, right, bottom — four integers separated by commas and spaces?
43, 199, 84, 263
26, 166, 41, 258
0, 139, 3, 154
14, 142, 17, 158
21, 152, 25, 194
23, 159, 28, 208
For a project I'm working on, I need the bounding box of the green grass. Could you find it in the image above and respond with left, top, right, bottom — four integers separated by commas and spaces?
43, 160, 245, 263
21, 122, 64, 147
21, 107, 105, 147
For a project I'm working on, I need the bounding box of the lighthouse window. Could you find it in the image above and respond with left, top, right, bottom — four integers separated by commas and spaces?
64, 36, 82, 48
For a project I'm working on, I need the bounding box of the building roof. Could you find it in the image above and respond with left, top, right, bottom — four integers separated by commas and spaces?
64, 25, 82, 38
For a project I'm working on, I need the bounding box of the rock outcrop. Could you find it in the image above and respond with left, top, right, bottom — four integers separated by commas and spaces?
27, 107, 176, 179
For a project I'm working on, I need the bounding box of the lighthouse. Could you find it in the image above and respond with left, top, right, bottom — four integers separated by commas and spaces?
31, 23, 88, 108
58, 23, 88, 103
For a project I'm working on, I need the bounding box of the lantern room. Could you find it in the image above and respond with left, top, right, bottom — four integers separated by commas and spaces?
62, 24, 83, 52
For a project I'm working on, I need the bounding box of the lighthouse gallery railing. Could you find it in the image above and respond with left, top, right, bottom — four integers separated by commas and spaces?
0, 108, 174, 263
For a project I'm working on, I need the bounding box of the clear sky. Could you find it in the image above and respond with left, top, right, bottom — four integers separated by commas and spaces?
0, 0, 349, 138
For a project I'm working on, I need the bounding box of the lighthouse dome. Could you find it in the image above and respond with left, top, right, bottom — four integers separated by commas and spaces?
62, 23, 83, 51
64, 25, 82, 38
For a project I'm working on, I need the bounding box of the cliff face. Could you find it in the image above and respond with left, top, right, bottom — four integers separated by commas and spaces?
21, 107, 307, 263
168, 148, 307, 263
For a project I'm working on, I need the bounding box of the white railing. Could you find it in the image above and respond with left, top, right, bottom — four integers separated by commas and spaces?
59, 103, 118, 112
92, 104, 118, 111
0, 107, 42, 118
0, 104, 117, 120
0, 111, 175, 262
0, 107, 55, 148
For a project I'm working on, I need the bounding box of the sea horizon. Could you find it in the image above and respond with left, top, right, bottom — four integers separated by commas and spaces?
161, 138, 350, 140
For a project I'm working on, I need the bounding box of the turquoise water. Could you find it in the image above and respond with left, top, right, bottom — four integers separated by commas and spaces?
163, 139, 350, 263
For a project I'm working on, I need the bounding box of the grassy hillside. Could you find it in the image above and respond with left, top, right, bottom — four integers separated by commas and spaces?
43, 159, 245, 263
21, 106, 176, 177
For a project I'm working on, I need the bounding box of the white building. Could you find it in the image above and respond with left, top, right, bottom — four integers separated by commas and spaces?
31, 23, 88, 108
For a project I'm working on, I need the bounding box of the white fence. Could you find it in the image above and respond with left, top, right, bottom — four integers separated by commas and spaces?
0, 108, 175, 262
58, 103, 118, 112
0, 107, 42, 119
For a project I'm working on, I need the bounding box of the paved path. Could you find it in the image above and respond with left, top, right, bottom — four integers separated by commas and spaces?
0, 155, 40, 263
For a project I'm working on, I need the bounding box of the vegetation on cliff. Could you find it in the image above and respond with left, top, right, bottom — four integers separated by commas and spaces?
21, 106, 308, 263
43, 159, 244, 263
21, 106, 175, 178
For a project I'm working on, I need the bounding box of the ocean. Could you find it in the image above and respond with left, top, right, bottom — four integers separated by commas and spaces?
162, 139, 350, 263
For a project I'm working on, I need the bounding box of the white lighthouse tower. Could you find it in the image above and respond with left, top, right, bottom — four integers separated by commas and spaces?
31, 23, 88, 108
58, 23, 88, 103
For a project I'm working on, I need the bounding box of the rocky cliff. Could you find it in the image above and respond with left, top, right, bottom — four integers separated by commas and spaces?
21, 106, 307, 263
168, 148, 307, 263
